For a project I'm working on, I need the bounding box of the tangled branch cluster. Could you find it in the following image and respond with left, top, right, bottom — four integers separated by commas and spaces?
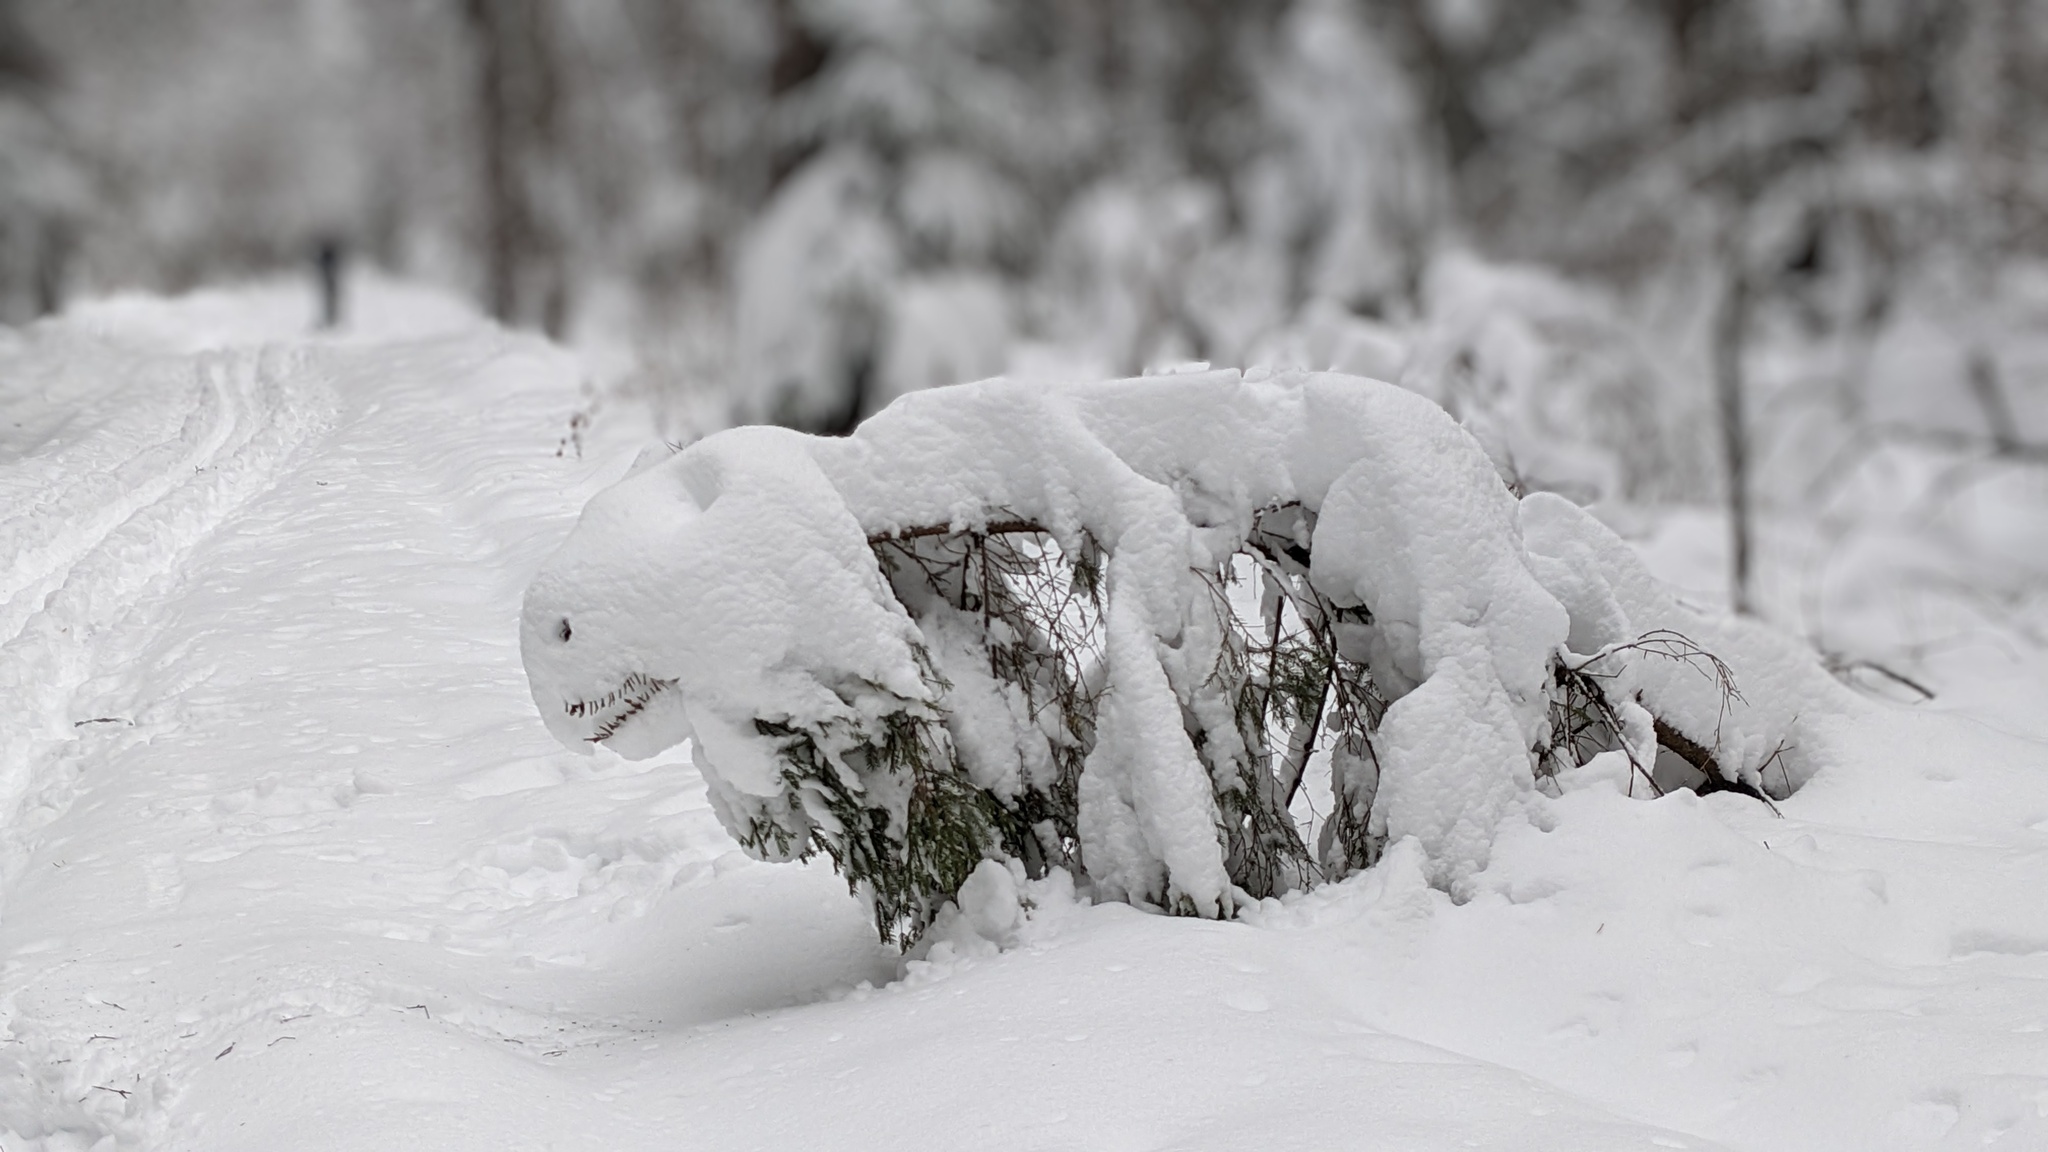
746, 509, 1760, 948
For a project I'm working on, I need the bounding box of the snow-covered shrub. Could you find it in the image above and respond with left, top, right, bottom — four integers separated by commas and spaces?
870, 271, 1012, 417
1037, 181, 1223, 373
1241, 254, 1713, 507
1254, 0, 1441, 316
1399, 253, 1713, 504
522, 370, 1846, 945
731, 150, 899, 432
1246, 297, 1410, 383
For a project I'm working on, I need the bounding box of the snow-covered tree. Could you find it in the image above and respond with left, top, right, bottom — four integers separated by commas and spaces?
523, 371, 1845, 945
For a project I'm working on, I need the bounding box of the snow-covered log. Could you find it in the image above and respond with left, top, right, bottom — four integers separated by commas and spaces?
521, 369, 1849, 944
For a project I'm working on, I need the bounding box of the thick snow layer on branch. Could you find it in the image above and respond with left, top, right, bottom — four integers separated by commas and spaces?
523, 369, 1849, 916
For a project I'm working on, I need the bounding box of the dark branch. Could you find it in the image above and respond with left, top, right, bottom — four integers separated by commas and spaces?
1652, 717, 1775, 807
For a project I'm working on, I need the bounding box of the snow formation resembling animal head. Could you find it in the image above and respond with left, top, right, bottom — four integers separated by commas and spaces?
519, 425, 931, 790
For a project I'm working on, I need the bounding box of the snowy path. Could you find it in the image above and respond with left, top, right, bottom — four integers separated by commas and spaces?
0, 297, 890, 1149
3, 287, 2047, 1151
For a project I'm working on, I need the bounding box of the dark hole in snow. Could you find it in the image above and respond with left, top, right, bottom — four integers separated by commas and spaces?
556, 618, 573, 643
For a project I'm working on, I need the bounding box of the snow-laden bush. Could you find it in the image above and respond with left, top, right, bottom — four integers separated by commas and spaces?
522, 370, 1845, 945
1398, 254, 1714, 505
1242, 254, 1713, 507
731, 150, 899, 432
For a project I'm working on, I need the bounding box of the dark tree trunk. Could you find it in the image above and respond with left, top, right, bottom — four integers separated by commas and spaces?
32, 219, 64, 317
463, 0, 566, 334
467, 0, 518, 324
1714, 261, 1756, 617
314, 237, 343, 329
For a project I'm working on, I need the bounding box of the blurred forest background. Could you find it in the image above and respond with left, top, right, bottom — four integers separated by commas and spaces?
1, 0, 2044, 677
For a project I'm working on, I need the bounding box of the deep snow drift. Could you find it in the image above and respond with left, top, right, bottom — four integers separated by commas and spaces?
2, 283, 2046, 1151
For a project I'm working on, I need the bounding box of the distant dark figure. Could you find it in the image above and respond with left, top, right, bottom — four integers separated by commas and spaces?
33, 219, 67, 317
314, 237, 344, 329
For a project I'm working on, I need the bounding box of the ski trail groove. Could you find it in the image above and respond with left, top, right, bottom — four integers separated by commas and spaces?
0, 345, 337, 889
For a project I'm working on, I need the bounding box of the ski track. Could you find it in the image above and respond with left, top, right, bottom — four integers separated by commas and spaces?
0, 313, 891, 1150
0, 336, 345, 1145
0, 291, 2044, 1151
1, 345, 338, 874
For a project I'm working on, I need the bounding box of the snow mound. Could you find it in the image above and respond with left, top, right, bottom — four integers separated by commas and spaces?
522, 369, 1853, 940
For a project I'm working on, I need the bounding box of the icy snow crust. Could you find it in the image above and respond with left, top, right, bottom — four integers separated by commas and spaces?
523, 369, 1852, 916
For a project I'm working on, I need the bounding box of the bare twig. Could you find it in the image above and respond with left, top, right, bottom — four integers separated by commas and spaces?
1822, 653, 1935, 701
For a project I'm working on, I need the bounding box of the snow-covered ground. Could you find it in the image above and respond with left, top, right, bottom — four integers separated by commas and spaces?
4, 282, 2047, 1150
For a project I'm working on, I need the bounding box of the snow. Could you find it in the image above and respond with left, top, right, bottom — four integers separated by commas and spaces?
525, 367, 1835, 909
3, 282, 2047, 1150
871, 271, 1012, 416
731, 150, 898, 429
1520, 493, 1850, 792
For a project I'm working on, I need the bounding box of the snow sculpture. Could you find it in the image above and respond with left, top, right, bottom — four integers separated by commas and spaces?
521, 369, 1846, 944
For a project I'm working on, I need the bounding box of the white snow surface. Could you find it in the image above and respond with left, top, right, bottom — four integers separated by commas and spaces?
2, 283, 2046, 1150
